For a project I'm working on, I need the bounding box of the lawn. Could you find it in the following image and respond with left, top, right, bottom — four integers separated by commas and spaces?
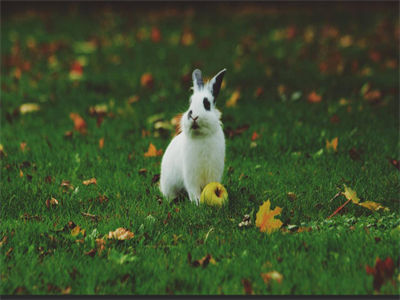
1, 2, 399, 296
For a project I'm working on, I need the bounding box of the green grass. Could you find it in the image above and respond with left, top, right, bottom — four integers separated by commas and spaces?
1, 2, 399, 295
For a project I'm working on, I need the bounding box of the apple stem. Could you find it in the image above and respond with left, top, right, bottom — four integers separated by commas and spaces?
215, 188, 221, 197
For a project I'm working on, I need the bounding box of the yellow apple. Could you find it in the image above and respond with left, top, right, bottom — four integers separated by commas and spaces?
200, 182, 228, 207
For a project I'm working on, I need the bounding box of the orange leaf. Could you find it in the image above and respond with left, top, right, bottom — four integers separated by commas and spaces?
99, 138, 104, 149
140, 73, 154, 89
69, 113, 87, 134
107, 228, 134, 240
144, 143, 163, 157
251, 131, 260, 141
307, 91, 322, 103
261, 271, 283, 284
326, 137, 338, 152
20, 142, 27, 152
151, 27, 162, 43
255, 200, 283, 234
82, 178, 97, 186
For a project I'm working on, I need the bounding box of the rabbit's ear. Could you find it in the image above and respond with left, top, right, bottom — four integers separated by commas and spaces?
192, 69, 204, 91
208, 69, 226, 100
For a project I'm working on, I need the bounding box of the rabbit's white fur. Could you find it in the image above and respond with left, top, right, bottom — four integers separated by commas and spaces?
160, 69, 226, 205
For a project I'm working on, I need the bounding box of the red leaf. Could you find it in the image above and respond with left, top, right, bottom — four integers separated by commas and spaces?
366, 257, 395, 291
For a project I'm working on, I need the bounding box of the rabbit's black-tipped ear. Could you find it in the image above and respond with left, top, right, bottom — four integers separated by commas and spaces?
208, 69, 226, 101
192, 69, 204, 91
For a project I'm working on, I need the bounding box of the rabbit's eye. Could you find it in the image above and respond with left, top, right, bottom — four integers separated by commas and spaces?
203, 97, 210, 111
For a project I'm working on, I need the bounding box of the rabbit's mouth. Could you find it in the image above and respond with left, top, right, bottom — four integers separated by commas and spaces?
191, 122, 200, 130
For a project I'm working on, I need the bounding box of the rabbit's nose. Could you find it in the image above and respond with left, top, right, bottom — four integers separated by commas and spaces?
192, 116, 198, 121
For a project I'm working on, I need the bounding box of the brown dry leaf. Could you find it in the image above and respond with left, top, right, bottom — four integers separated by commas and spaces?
61, 180, 74, 191
255, 200, 283, 234
140, 73, 154, 89
188, 253, 216, 268
83, 178, 97, 186
0, 236, 8, 248
19, 103, 40, 114
251, 131, 260, 141
326, 137, 338, 152
19, 169, 24, 178
45, 197, 59, 208
96, 238, 106, 254
307, 91, 322, 103
261, 271, 283, 284
128, 95, 139, 104
241, 278, 253, 295
144, 143, 163, 157
69, 113, 87, 134
99, 137, 104, 149
226, 90, 241, 107
181, 28, 194, 46
107, 228, 134, 240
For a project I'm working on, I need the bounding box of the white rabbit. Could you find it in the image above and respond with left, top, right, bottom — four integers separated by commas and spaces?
160, 68, 227, 205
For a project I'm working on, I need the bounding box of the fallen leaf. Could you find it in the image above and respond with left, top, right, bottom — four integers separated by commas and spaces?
61, 286, 72, 295
326, 137, 338, 152
140, 73, 154, 89
307, 91, 322, 103
144, 143, 163, 157
71, 225, 85, 237
343, 184, 360, 204
241, 278, 253, 295
69, 61, 83, 80
224, 124, 250, 139
287, 192, 297, 201
0, 144, 6, 158
151, 27, 162, 43
61, 180, 74, 191
19, 103, 40, 114
96, 238, 106, 254
82, 178, 97, 186
349, 147, 362, 161
358, 201, 389, 212
254, 87, 264, 98
188, 253, 216, 268
251, 131, 260, 141
20, 142, 27, 152
255, 200, 283, 234
0, 236, 8, 247
45, 197, 59, 208
226, 90, 241, 107
181, 28, 194, 46
261, 271, 283, 284
128, 95, 139, 104
99, 138, 104, 149
366, 257, 395, 292
84, 249, 96, 257
389, 159, 400, 171
107, 228, 134, 240
69, 113, 87, 134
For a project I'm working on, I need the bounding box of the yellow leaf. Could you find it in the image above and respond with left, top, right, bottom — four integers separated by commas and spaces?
255, 200, 283, 234
225, 90, 240, 108
19, 103, 40, 114
343, 184, 360, 204
82, 178, 97, 185
71, 225, 85, 237
357, 201, 389, 212
144, 143, 163, 157
326, 137, 338, 152
107, 228, 134, 240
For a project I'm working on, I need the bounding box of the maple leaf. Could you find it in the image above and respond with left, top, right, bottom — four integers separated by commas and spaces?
19, 103, 40, 114
255, 200, 283, 234
82, 178, 97, 186
226, 90, 241, 107
144, 143, 163, 157
107, 228, 134, 240
69, 113, 87, 134
307, 91, 322, 103
261, 271, 283, 284
326, 137, 338, 152
366, 257, 395, 292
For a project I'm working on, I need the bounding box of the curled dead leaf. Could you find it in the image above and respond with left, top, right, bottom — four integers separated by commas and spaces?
261, 271, 283, 284
69, 113, 87, 135
82, 178, 97, 186
107, 228, 134, 240
144, 143, 163, 157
